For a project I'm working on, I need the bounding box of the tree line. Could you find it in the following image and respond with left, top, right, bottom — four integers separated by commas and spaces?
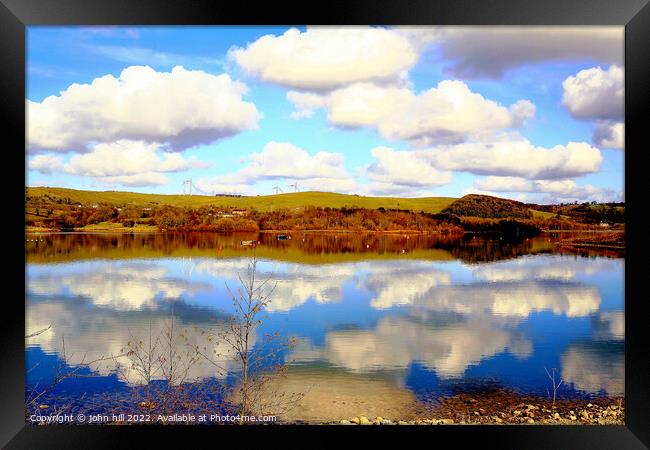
26, 193, 624, 234
25, 200, 466, 233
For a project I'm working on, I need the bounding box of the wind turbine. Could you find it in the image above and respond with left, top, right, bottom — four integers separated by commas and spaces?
182, 178, 193, 195
287, 181, 299, 192
273, 184, 283, 195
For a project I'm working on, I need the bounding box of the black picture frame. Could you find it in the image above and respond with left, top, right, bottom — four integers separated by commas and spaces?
2, 0, 648, 448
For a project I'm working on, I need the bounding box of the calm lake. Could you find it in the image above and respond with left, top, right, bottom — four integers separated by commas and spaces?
25, 232, 624, 421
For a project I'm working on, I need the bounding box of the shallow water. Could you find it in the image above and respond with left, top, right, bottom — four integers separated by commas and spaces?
25, 232, 624, 419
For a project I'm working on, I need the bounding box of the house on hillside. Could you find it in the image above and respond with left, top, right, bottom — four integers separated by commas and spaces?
232, 208, 247, 216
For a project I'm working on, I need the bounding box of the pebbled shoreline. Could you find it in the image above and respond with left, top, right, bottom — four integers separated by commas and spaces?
331, 390, 625, 425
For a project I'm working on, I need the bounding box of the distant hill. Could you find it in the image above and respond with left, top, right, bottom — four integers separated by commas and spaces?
530, 201, 625, 225
441, 194, 533, 219
26, 187, 457, 214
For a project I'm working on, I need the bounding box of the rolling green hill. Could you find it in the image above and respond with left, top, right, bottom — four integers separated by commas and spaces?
441, 194, 533, 219
26, 187, 457, 214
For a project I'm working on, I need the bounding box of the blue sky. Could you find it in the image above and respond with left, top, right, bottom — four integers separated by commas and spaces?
26, 26, 624, 203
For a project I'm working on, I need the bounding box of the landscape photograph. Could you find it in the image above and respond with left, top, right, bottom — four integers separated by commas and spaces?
25, 25, 625, 425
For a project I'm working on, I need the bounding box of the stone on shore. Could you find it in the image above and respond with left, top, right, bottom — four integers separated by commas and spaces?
359, 416, 372, 425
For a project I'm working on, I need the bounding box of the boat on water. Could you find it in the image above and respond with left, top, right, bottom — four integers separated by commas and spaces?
240, 240, 255, 246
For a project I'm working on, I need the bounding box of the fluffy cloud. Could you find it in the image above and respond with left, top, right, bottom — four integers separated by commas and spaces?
366, 147, 452, 188
64, 140, 208, 177
562, 65, 623, 120
474, 176, 621, 203
287, 91, 329, 119
294, 177, 360, 194
593, 121, 624, 149
242, 141, 348, 180
232, 26, 623, 85
56, 140, 209, 187
288, 81, 534, 145
509, 100, 537, 127
194, 142, 455, 197
28, 65, 260, 153
434, 27, 623, 79
28, 154, 64, 174
422, 135, 602, 180
289, 83, 411, 128
194, 141, 349, 193
196, 136, 605, 199
562, 65, 624, 151
230, 26, 417, 90
474, 176, 535, 192
98, 173, 169, 187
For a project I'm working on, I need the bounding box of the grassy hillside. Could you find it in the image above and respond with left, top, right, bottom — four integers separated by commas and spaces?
26, 187, 457, 214
442, 194, 533, 219
531, 202, 625, 225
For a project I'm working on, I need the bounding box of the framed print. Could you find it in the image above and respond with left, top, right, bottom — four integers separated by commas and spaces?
1, 0, 648, 448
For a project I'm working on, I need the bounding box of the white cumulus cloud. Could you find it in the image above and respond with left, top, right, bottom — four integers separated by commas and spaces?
422, 135, 602, 180
195, 142, 456, 197
97, 173, 170, 187
562, 65, 623, 120
288, 81, 535, 146
241, 141, 348, 181
28, 154, 64, 174
28, 65, 260, 153
366, 146, 452, 188
230, 26, 417, 90
194, 141, 352, 194
593, 121, 624, 149
64, 140, 209, 177
59, 140, 210, 187
474, 176, 621, 203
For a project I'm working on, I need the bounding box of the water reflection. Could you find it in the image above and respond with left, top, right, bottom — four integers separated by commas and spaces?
409, 281, 601, 319
363, 262, 452, 309
192, 259, 354, 312
592, 312, 625, 341
293, 316, 532, 379
26, 233, 625, 404
472, 256, 618, 282
27, 298, 245, 385
561, 343, 624, 396
29, 261, 212, 310
27, 231, 621, 265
